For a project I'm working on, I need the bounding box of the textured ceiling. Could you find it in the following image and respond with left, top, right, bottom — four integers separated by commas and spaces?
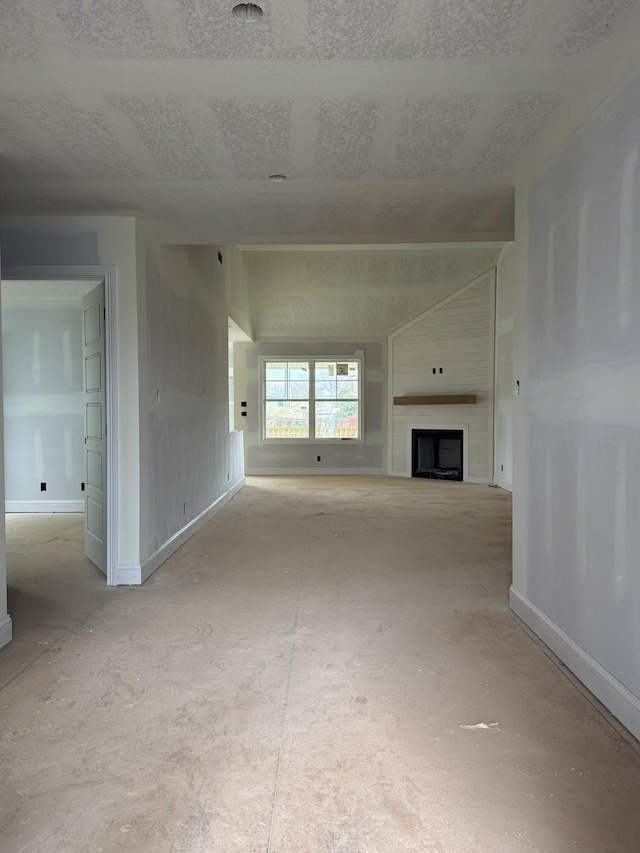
1, 1, 640, 243
243, 246, 501, 336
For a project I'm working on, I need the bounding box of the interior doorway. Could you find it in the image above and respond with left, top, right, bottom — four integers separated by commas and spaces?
1, 269, 117, 584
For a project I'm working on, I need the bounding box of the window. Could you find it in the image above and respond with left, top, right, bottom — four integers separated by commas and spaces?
262, 357, 362, 441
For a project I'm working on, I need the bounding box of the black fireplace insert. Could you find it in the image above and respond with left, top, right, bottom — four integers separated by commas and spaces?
412, 429, 463, 481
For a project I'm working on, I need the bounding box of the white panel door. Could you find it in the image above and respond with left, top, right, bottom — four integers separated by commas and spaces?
82, 283, 107, 574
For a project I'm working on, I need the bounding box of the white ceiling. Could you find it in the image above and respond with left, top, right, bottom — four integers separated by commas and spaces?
1, 1, 640, 244
1, 279, 98, 307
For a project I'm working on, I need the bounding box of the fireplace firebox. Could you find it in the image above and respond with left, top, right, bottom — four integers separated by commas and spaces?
412, 429, 463, 481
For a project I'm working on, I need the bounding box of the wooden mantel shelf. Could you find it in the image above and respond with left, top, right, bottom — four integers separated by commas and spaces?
393, 394, 477, 406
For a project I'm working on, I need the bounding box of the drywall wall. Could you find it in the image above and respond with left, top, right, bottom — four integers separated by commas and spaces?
136, 221, 242, 563
222, 244, 253, 340
494, 245, 515, 490
2, 302, 84, 510
390, 272, 495, 483
0, 216, 140, 566
242, 247, 501, 338
510, 69, 640, 739
235, 340, 386, 473
0, 245, 10, 649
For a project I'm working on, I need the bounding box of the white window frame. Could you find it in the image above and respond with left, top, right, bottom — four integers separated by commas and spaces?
260, 355, 364, 444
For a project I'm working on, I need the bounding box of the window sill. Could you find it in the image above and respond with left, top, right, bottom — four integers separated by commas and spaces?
260, 437, 364, 446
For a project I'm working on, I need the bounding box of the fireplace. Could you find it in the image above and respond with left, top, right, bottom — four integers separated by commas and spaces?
412, 429, 463, 481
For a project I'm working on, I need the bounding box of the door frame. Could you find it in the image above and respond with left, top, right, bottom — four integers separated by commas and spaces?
2, 265, 118, 585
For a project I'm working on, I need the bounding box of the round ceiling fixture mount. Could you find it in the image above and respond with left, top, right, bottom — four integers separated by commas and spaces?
232, 3, 264, 22
268, 174, 287, 182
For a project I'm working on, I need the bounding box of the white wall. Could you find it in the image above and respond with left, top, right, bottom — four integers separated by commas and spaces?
0, 217, 246, 590
494, 245, 515, 490
242, 247, 501, 338
2, 303, 84, 511
390, 271, 495, 483
235, 340, 386, 474
510, 69, 640, 740
0, 216, 141, 569
222, 245, 253, 340
136, 221, 244, 574
0, 253, 9, 648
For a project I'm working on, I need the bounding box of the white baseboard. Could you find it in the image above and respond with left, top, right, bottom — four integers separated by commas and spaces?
510, 587, 640, 742
0, 614, 13, 649
245, 468, 387, 476
116, 478, 245, 586
494, 477, 513, 492
5, 500, 84, 513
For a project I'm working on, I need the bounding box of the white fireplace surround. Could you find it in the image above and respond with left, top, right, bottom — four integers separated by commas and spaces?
406, 423, 471, 482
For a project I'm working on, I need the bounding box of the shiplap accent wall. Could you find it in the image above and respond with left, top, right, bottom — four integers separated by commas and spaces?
390, 270, 496, 482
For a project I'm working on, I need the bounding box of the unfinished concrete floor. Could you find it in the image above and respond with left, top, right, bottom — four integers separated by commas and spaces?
1, 477, 640, 853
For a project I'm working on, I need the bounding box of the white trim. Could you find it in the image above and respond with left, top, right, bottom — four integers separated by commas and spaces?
246, 468, 387, 476
260, 354, 364, 444
6, 501, 84, 513
257, 438, 365, 446
2, 265, 118, 586
405, 423, 470, 481
0, 614, 13, 650
386, 333, 394, 488
493, 259, 505, 486
114, 565, 141, 585
389, 269, 496, 339
103, 268, 118, 587
510, 587, 640, 743
116, 479, 245, 585
494, 478, 513, 492
240, 242, 508, 253
486, 269, 497, 485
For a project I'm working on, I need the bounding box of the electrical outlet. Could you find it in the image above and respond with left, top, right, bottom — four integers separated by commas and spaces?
40, 482, 46, 491
81, 483, 85, 491
317, 456, 321, 462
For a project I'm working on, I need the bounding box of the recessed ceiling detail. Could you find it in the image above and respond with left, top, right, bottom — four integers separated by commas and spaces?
231, 3, 264, 23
